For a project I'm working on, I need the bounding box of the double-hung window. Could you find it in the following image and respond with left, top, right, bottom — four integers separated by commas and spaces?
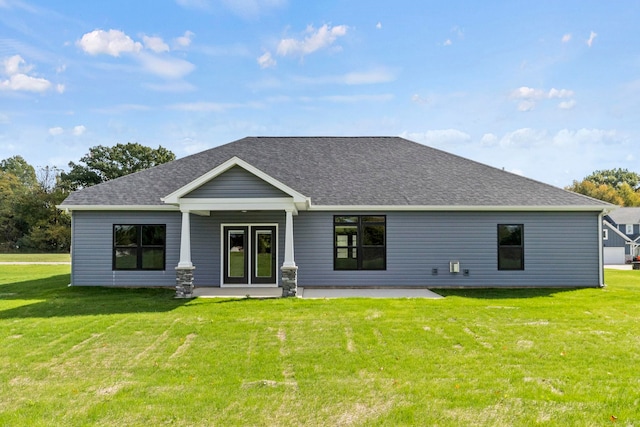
334, 216, 386, 270
113, 224, 166, 270
497, 224, 524, 270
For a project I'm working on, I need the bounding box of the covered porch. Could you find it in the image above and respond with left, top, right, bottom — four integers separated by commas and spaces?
160, 156, 309, 298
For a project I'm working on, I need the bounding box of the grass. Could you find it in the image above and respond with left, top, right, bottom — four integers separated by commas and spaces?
1, 265, 639, 426
0, 253, 70, 262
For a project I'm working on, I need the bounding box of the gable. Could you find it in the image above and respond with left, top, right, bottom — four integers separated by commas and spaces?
183, 166, 289, 199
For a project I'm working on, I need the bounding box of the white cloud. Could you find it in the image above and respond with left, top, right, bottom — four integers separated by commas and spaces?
443, 39, 452, 46
552, 128, 620, 147
72, 125, 86, 136
276, 24, 348, 57
174, 31, 195, 49
1, 73, 50, 92
511, 86, 576, 111
499, 128, 547, 147
587, 30, 597, 47
77, 29, 143, 56
143, 35, 170, 53
257, 51, 276, 69
48, 126, 64, 136
548, 88, 574, 98
376, 22, 382, 30
510, 86, 546, 100
56, 83, 65, 94
77, 29, 195, 80
562, 33, 572, 43
136, 52, 195, 79
0, 55, 57, 93
558, 99, 576, 110
3, 54, 31, 75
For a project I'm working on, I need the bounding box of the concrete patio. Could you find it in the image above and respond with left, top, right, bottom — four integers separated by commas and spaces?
192, 287, 444, 299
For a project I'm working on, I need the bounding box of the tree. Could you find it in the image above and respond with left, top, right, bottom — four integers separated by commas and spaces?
0, 171, 26, 250
583, 168, 640, 190
0, 155, 37, 189
617, 182, 640, 207
60, 142, 175, 191
566, 167, 640, 207
566, 179, 624, 205
0, 158, 71, 252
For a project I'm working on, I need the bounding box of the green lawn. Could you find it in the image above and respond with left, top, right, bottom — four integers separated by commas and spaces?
1, 265, 639, 426
0, 253, 70, 262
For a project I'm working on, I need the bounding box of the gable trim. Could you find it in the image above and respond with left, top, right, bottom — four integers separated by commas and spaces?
603, 220, 633, 242
161, 156, 309, 206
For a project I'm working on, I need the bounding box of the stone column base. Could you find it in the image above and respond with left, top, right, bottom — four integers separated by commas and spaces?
176, 266, 196, 298
281, 266, 298, 297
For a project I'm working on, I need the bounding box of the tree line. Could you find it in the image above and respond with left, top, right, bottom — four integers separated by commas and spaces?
0, 142, 636, 253
565, 168, 640, 206
0, 143, 174, 253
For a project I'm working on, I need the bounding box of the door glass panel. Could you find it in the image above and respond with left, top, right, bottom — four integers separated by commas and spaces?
255, 230, 272, 278
228, 230, 245, 278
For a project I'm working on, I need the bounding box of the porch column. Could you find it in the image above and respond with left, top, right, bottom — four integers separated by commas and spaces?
281, 208, 298, 297
178, 210, 193, 268
176, 210, 195, 298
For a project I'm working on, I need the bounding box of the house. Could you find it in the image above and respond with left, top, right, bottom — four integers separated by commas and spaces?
603, 207, 640, 264
59, 136, 612, 297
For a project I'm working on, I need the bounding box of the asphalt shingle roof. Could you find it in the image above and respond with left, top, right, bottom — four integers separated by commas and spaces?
606, 207, 640, 225
60, 136, 611, 208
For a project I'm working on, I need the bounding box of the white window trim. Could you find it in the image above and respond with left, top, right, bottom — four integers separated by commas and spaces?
603, 229, 609, 240
626, 224, 634, 235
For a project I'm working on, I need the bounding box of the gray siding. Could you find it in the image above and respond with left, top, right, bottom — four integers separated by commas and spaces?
603, 226, 627, 249
71, 211, 181, 287
185, 166, 288, 198
294, 211, 601, 288
71, 209, 601, 289
71, 210, 285, 287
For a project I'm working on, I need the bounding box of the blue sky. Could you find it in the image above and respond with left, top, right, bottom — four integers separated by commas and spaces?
1, 0, 638, 187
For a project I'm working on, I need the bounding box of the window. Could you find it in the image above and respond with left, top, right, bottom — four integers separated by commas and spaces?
113, 224, 166, 270
626, 224, 634, 235
603, 229, 609, 240
498, 224, 524, 270
334, 216, 386, 270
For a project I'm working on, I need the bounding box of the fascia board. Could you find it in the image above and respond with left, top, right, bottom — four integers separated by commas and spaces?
179, 197, 298, 214
57, 204, 179, 212
308, 204, 612, 212
161, 156, 307, 204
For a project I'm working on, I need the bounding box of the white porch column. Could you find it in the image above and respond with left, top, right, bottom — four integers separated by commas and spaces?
283, 209, 296, 267
178, 210, 193, 268
281, 208, 298, 297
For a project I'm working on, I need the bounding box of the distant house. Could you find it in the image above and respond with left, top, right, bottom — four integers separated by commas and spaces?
603, 207, 640, 264
59, 136, 612, 297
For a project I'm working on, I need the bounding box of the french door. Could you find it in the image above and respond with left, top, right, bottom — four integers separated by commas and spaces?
223, 225, 277, 285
